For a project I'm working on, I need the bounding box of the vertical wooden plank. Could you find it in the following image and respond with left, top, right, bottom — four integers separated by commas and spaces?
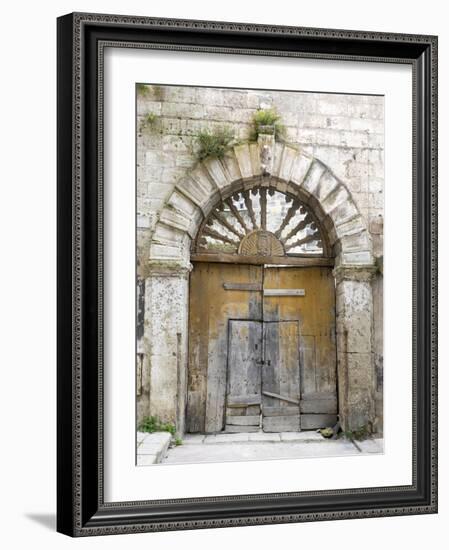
186, 263, 210, 432
300, 335, 317, 395
262, 321, 300, 431
204, 316, 228, 433
314, 268, 338, 394
226, 320, 262, 430
262, 321, 279, 408
279, 321, 301, 409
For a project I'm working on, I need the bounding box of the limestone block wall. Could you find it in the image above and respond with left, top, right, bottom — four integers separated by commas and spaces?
136, 85, 384, 432
137, 86, 384, 257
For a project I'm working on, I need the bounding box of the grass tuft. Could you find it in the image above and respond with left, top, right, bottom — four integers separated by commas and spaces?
195, 127, 235, 161
250, 108, 285, 141
138, 415, 176, 436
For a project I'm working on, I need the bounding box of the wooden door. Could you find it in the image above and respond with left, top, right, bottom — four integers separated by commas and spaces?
262, 321, 301, 432
187, 262, 337, 434
225, 321, 262, 432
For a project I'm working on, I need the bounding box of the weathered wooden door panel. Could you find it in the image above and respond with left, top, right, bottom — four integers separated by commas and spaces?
301, 414, 338, 429
225, 320, 262, 431
187, 263, 262, 433
227, 321, 262, 398
262, 321, 300, 432
263, 267, 337, 398
263, 416, 300, 432
300, 393, 338, 414
300, 335, 317, 395
188, 262, 337, 433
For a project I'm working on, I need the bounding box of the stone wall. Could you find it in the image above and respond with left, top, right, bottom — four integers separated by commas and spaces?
137, 86, 384, 256
136, 85, 384, 434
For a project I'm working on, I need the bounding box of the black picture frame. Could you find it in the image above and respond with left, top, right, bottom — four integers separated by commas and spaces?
57, 12, 438, 536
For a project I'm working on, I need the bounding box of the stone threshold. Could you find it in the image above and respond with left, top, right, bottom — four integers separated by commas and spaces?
161, 432, 384, 465
183, 432, 383, 450
137, 431, 172, 466
185, 431, 329, 445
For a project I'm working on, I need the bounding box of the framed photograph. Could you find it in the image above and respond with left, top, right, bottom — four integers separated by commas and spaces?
57, 12, 438, 536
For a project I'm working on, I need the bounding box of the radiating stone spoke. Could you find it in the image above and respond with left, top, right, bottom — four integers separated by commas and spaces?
212, 210, 245, 239
274, 199, 301, 238
225, 198, 250, 234
242, 190, 258, 230
281, 213, 313, 243
284, 233, 320, 251
202, 227, 239, 248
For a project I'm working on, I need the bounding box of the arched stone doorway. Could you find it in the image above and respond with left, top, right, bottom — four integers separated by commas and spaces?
139, 135, 377, 435
187, 185, 337, 433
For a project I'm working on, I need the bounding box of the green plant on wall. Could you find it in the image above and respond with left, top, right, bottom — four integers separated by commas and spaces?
138, 415, 176, 436
195, 127, 235, 161
136, 83, 164, 100
250, 108, 286, 141
136, 83, 149, 96
140, 112, 159, 133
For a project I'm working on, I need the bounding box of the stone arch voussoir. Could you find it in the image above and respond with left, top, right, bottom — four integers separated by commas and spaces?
149, 141, 374, 268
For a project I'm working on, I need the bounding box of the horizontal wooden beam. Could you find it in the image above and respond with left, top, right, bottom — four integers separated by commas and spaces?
263, 415, 300, 432
192, 252, 334, 267
262, 406, 299, 416
227, 395, 262, 406
263, 289, 305, 296
226, 415, 261, 426
223, 282, 263, 291
300, 398, 337, 414
223, 285, 306, 295
262, 391, 300, 405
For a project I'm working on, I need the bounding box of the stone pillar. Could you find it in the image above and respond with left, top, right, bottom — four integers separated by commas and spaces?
334, 266, 377, 432
137, 261, 191, 435
372, 267, 384, 434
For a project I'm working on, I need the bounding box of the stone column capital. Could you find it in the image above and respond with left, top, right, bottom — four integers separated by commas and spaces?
144, 260, 193, 279
333, 264, 378, 284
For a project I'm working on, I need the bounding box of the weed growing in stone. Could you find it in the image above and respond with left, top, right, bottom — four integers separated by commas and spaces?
250, 108, 285, 141
195, 127, 235, 161
340, 425, 370, 441
139, 415, 176, 436
139, 112, 159, 133
136, 83, 148, 96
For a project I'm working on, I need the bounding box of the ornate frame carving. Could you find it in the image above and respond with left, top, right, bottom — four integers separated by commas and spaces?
57, 12, 437, 536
